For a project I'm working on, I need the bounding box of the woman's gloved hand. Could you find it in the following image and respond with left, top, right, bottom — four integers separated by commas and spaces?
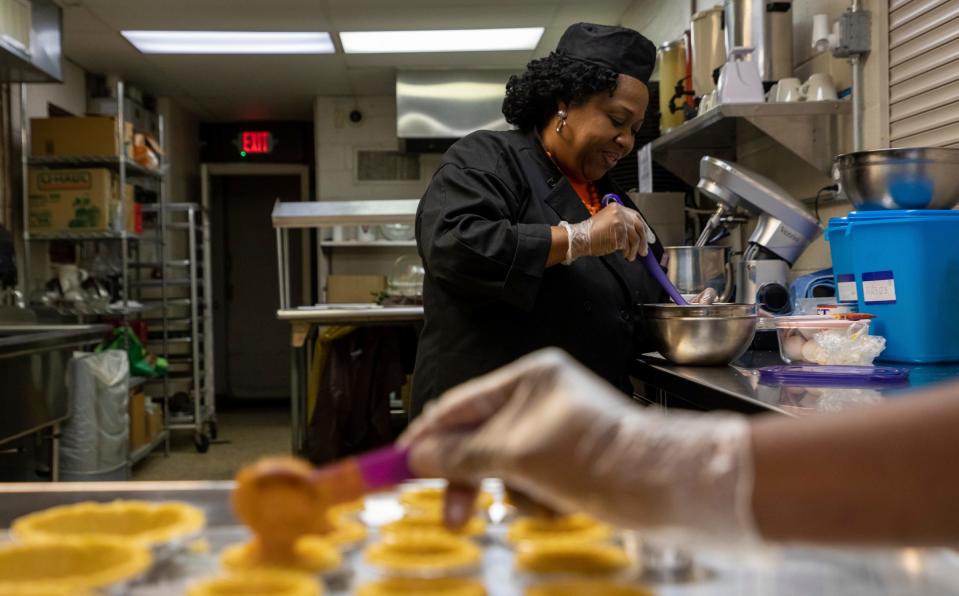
565, 203, 649, 262
399, 349, 758, 546
691, 287, 718, 304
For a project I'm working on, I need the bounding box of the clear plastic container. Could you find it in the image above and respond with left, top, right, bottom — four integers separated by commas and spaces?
774, 316, 874, 365
387, 255, 425, 297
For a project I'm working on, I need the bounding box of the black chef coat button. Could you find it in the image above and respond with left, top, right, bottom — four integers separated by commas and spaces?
620, 309, 630, 321
546, 177, 556, 186
583, 301, 592, 312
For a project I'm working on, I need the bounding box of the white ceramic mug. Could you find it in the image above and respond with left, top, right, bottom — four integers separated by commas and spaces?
766, 83, 779, 102
698, 93, 711, 114
775, 77, 804, 102
357, 224, 377, 242
699, 91, 715, 113
708, 90, 719, 110
801, 73, 838, 101
332, 226, 345, 242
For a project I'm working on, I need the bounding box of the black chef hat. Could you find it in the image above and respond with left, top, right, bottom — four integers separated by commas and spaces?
556, 22, 656, 84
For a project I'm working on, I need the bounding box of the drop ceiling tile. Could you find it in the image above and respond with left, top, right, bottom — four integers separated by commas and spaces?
61, 0, 641, 121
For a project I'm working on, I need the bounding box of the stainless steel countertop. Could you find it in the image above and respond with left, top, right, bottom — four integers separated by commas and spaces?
277, 306, 423, 325
2, 481, 959, 595
634, 350, 959, 416
0, 324, 112, 359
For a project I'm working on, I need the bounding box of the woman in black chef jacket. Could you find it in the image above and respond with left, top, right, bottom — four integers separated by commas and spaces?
412, 23, 688, 416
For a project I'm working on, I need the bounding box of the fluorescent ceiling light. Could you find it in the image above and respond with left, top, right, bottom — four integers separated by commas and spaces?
121, 31, 335, 54
340, 27, 544, 53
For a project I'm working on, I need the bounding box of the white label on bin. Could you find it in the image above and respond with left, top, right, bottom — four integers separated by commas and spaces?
836, 273, 858, 303
862, 270, 897, 305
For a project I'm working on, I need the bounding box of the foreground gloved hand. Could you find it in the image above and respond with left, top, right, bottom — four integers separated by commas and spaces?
564, 203, 649, 262
399, 348, 757, 545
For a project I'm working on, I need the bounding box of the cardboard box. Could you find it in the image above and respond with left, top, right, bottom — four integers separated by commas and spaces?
31, 116, 134, 158
129, 391, 147, 451
28, 168, 136, 234
327, 275, 386, 304
121, 184, 138, 234
145, 402, 162, 440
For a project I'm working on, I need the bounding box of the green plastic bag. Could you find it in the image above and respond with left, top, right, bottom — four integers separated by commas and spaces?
97, 326, 168, 378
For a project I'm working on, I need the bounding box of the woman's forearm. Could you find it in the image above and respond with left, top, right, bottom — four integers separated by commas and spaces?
750, 379, 959, 545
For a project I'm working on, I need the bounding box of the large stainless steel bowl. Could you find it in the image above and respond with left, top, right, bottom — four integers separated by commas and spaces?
642, 303, 758, 366
835, 148, 959, 210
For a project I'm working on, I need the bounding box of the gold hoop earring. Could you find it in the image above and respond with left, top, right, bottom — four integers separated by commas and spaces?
555, 110, 567, 134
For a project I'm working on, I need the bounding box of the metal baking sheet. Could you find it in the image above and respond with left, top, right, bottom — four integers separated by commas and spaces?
2, 480, 959, 595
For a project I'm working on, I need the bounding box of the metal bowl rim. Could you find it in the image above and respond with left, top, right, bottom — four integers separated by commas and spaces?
662, 245, 731, 251
834, 147, 959, 166
645, 315, 758, 322
642, 303, 757, 318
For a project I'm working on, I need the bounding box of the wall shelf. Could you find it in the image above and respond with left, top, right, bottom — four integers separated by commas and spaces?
271, 199, 418, 227
648, 101, 851, 186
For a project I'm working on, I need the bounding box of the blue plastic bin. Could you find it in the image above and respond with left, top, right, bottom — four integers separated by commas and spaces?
825, 210, 959, 363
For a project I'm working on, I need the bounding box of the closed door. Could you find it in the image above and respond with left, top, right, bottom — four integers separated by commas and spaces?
212, 174, 303, 400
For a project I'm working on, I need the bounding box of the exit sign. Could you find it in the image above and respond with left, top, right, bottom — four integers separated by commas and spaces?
237, 131, 275, 156
201, 122, 310, 163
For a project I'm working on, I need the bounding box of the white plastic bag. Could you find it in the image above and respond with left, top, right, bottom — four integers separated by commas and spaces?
62, 350, 129, 474
807, 321, 886, 365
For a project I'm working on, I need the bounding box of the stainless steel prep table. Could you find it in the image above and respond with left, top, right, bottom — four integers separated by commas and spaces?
0, 324, 111, 480
272, 200, 424, 454
278, 307, 424, 454
632, 350, 959, 415
2, 481, 959, 595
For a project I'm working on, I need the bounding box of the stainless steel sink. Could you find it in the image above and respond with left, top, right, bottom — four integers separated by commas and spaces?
0, 324, 110, 359
0, 323, 111, 462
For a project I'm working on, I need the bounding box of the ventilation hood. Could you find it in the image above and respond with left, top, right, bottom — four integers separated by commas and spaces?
396, 70, 514, 153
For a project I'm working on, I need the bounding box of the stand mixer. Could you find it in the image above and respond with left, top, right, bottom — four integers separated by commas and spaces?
696, 156, 821, 313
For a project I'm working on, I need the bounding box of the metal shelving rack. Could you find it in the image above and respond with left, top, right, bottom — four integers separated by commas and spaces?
138, 202, 216, 452
19, 78, 170, 468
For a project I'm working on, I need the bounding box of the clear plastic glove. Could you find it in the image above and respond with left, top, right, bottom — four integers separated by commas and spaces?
400, 348, 758, 546
690, 287, 718, 304
567, 203, 649, 262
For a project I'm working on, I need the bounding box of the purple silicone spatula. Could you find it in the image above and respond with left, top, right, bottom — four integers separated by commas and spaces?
642, 251, 689, 305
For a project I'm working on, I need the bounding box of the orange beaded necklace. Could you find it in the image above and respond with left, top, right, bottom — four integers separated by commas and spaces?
541, 142, 603, 215
567, 178, 603, 215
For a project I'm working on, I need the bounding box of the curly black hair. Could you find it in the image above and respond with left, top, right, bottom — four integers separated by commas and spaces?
502, 52, 620, 132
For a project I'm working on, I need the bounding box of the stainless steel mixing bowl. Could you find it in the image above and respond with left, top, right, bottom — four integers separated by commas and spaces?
834, 147, 959, 210
642, 303, 758, 366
